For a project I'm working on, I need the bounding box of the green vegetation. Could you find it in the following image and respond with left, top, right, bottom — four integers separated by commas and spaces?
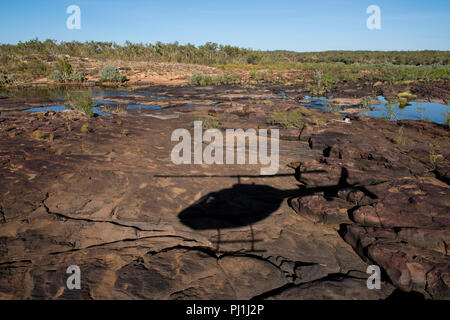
65, 92, 94, 117
198, 115, 220, 130
189, 71, 242, 86
48, 70, 65, 82
307, 71, 335, 96
81, 124, 90, 134
360, 96, 373, 115
430, 151, 437, 167
0, 73, 11, 85
1, 39, 449, 84
2, 39, 448, 66
324, 100, 340, 113
0, 73, 6, 84
69, 70, 86, 82
31, 130, 44, 140
58, 58, 73, 77
100, 66, 127, 83
416, 106, 426, 121
382, 102, 399, 121
268, 106, 309, 129
48, 58, 85, 83
397, 91, 417, 107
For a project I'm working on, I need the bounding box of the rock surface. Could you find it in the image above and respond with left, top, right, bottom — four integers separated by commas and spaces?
0, 86, 448, 300
290, 116, 450, 299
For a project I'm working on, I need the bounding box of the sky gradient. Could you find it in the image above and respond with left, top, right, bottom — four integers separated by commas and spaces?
0, 0, 449, 51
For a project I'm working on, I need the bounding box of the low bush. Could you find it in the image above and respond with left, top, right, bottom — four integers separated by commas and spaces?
100, 66, 127, 82
48, 59, 85, 83
69, 70, 86, 82
198, 115, 220, 130
48, 70, 65, 82
0, 73, 9, 85
268, 107, 307, 129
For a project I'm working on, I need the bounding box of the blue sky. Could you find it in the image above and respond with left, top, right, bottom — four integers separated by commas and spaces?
0, 0, 449, 51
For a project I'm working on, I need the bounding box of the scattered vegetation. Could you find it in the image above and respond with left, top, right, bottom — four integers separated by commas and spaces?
1, 39, 449, 84
65, 92, 94, 117
307, 71, 334, 96
2, 39, 448, 66
268, 106, 309, 129
189, 71, 242, 86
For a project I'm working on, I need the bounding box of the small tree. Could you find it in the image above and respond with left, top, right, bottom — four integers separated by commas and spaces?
57, 58, 73, 78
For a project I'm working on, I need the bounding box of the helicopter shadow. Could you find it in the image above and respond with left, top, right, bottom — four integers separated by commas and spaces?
159, 168, 378, 253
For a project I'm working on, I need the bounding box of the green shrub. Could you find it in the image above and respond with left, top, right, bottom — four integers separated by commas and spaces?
66, 92, 94, 117
269, 111, 290, 128
81, 124, 90, 133
197, 115, 220, 129
189, 72, 243, 86
268, 107, 307, 129
100, 66, 127, 82
48, 70, 66, 82
24, 59, 49, 77
57, 58, 73, 77
49, 68, 85, 83
69, 70, 86, 82
360, 96, 373, 115
430, 151, 437, 166
247, 53, 262, 65
31, 130, 44, 140
0, 73, 9, 85
382, 102, 399, 121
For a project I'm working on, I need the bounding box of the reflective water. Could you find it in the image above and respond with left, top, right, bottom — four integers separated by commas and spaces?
17, 89, 450, 124
304, 95, 449, 124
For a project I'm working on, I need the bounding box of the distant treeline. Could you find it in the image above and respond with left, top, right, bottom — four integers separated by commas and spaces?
1, 39, 449, 66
